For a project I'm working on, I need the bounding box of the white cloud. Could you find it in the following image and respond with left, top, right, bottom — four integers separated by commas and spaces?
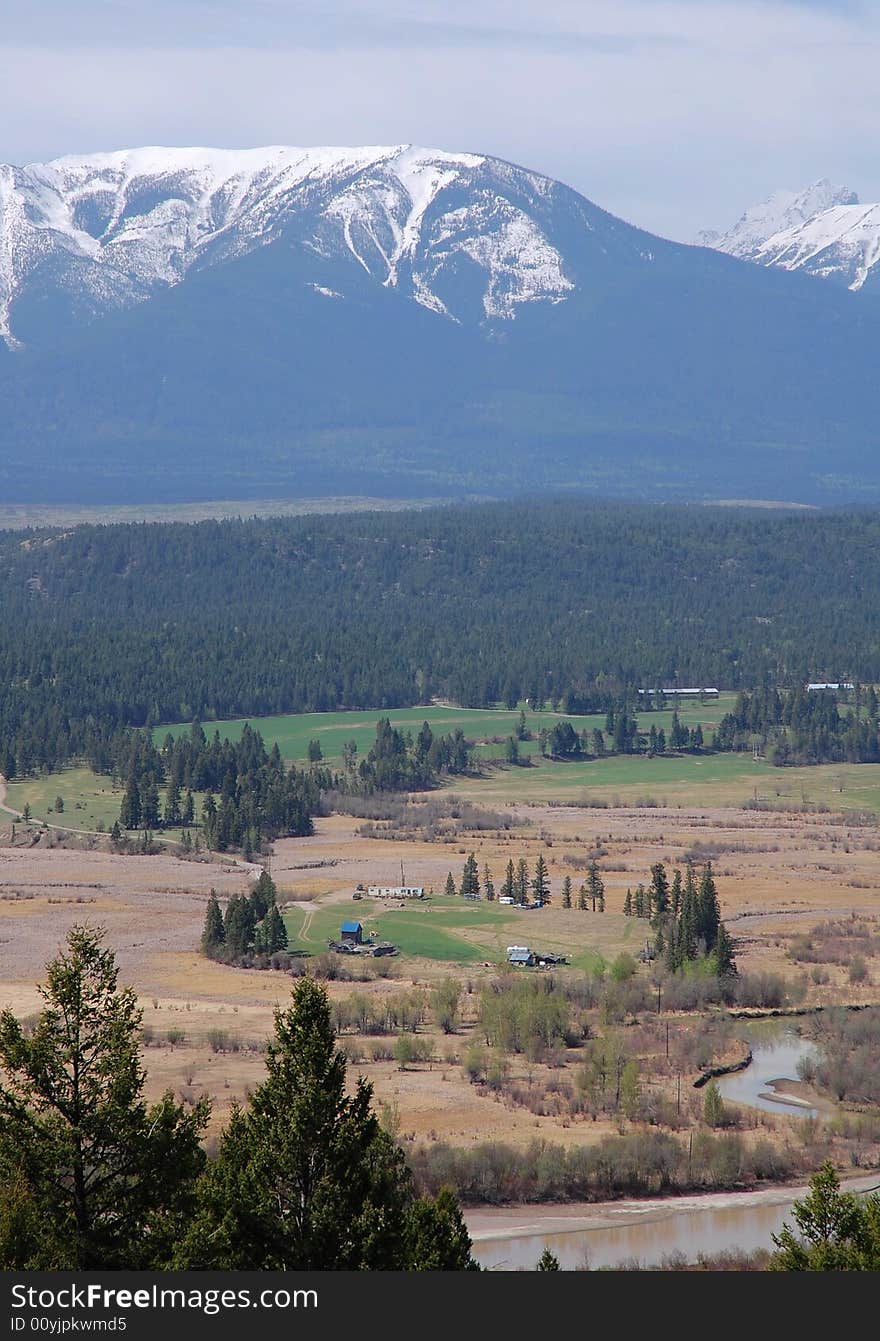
0, 1, 877, 240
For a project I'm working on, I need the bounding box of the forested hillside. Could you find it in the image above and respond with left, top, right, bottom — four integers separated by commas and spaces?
2, 500, 880, 775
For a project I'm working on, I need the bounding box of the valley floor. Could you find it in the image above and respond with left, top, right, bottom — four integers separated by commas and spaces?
2, 799, 879, 1158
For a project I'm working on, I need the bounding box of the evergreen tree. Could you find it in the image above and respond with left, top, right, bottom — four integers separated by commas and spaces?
586, 860, 604, 912
460, 853, 480, 899
224, 894, 256, 959
164, 778, 182, 827
403, 1187, 477, 1271
633, 884, 646, 918
249, 869, 277, 922
531, 854, 550, 905
537, 1248, 560, 1270
119, 775, 141, 830
577, 881, 588, 911
483, 864, 495, 902
176, 979, 476, 1269
182, 789, 195, 827
649, 861, 669, 923
201, 891, 226, 957
697, 863, 721, 952
262, 905, 289, 954
670, 868, 682, 920
670, 710, 687, 750
623, 888, 632, 917
444, 872, 456, 898
680, 863, 698, 960
562, 875, 572, 910
664, 922, 680, 973
0, 927, 207, 1268
141, 781, 161, 830
202, 793, 217, 848
713, 921, 737, 977
514, 858, 529, 905
501, 860, 515, 901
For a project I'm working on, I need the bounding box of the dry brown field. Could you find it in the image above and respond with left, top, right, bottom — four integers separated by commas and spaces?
2, 800, 879, 1147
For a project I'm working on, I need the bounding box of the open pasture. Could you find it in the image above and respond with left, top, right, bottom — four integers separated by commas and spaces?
154, 696, 737, 764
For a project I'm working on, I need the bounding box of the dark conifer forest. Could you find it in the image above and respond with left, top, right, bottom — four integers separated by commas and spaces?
3, 500, 880, 778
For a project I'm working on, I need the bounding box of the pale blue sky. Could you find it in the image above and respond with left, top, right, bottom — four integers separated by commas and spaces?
2, 0, 877, 239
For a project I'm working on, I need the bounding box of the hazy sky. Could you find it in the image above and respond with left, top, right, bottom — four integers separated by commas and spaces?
2, 0, 877, 240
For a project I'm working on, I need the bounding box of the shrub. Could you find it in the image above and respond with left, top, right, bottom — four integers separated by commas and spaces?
849, 956, 869, 984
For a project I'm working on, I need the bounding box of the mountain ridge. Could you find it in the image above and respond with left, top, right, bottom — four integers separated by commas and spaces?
1, 144, 880, 506
0, 143, 594, 347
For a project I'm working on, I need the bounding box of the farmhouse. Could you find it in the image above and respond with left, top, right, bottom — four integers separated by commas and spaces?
367, 885, 425, 899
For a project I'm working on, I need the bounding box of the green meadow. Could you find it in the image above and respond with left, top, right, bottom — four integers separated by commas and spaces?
284, 895, 645, 969
3, 767, 126, 832
284, 896, 523, 964
154, 695, 736, 765
455, 751, 880, 811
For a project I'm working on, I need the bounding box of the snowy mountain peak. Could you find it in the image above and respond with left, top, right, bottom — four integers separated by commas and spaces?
704, 179, 859, 257
0, 143, 586, 347
700, 179, 880, 293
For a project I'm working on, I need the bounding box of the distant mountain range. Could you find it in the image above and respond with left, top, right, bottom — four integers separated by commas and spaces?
700, 179, 880, 293
1, 145, 879, 505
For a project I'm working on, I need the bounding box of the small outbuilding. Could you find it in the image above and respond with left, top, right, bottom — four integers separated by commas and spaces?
340, 920, 364, 946
507, 945, 536, 967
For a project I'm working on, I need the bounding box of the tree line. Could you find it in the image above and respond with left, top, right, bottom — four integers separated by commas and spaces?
6, 500, 880, 778
443, 851, 606, 910
716, 685, 880, 765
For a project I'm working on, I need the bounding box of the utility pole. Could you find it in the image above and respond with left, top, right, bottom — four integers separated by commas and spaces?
665, 1020, 669, 1059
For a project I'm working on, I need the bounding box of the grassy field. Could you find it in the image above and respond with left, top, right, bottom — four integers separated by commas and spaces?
2, 768, 207, 843
459, 752, 880, 811
0, 497, 442, 530
154, 696, 736, 765
10, 744, 880, 837
283, 893, 638, 969
4, 767, 125, 832
284, 895, 522, 964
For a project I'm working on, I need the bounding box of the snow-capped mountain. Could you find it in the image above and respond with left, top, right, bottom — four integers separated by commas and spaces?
2, 144, 880, 508
701, 180, 880, 292
0, 144, 599, 348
